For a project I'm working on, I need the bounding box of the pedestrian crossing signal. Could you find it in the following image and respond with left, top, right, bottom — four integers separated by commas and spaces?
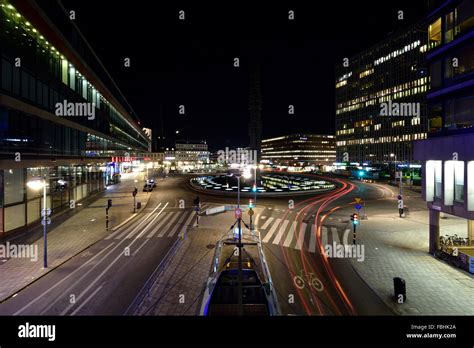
351, 213, 359, 225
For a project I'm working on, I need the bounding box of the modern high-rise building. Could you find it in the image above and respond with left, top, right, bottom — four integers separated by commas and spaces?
414, 0, 474, 263
261, 134, 336, 167
335, 22, 429, 165
0, 0, 149, 236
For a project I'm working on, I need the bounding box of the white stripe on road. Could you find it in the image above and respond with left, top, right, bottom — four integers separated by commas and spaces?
35, 202, 165, 315
262, 218, 281, 243
179, 211, 196, 238
146, 212, 173, 238
115, 203, 162, 239
295, 222, 307, 250
272, 220, 290, 245
321, 226, 328, 248
309, 224, 317, 253
283, 221, 297, 247
331, 227, 340, 245
343, 228, 350, 245
168, 211, 190, 237
14, 243, 115, 315
261, 217, 274, 230
157, 212, 180, 237
126, 203, 167, 239
105, 213, 138, 239
69, 284, 104, 316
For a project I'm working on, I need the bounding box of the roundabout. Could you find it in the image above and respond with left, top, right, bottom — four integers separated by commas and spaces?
190, 172, 336, 197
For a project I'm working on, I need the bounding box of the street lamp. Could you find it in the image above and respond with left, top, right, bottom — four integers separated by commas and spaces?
27, 177, 48, 268
390, 153, 402, 195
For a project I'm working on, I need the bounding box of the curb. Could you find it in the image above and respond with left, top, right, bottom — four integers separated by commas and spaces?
0, 191, 153, 304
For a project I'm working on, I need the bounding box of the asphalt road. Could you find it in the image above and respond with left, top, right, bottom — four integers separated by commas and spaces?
0, 173, 405, 316
0, 175, 200, 315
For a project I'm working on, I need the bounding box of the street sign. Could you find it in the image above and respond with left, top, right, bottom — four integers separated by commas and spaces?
355, 198, 362, 204
41, 218, 51, 226
248, 209, 254, 216
41, 208, 51, 217
235, 208, 242, 219
355, 204, 362, 210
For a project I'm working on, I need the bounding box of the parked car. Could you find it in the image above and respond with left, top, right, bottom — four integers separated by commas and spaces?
146, 179, 156, 188
143, 184, 153, 192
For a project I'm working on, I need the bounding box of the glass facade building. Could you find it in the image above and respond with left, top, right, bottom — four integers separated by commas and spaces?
0, 0, 149, 236
261, 134, 336, 167
335, 22, 429, 165
414, 0, 474, 258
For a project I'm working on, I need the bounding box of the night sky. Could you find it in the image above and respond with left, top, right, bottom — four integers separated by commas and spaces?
62, 0, 429, 151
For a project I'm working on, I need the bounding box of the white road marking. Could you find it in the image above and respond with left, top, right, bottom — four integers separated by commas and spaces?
167, 211, 191, 237
262, 218, 281, 243
309, 224, 317, 253
146, 212, 172, 238
321, 226, 328, 248
13, 243, 115, 315
69, 284, 104, 316
261, 217, 274, 230
283, 221, 297, 247
157, 212, 180, 237
272, 220, 290, 245
125, 203, 166, 239
331, 227, 340, 245
295, 222, 307, 250
343, 228, 351, 245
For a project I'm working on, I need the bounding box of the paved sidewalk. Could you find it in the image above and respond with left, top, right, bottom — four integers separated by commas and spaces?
136, 208, 250, 315
347, 191, 474, 315
0, 172, 152, 302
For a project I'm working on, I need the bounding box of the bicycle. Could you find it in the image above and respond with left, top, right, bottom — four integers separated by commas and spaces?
293, 269, 324, 292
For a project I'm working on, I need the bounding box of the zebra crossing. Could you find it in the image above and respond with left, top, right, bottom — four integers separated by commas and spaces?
257, 215, 351, 253
105, 205, 200, 241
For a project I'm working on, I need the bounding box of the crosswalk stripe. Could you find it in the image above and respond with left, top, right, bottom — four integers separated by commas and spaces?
295, 222, 307, 250
261, 216, 267, 220
179, 210, 196, 237
283, 221, 297, 247
343, 228, 350, 245
272, 220, 290, 245
331, 227, 340, 244
261, 217, 274, 230
146, 212, 172, 238
157, 212, 180, 237
309, 224, 317, 253
321, 226, 328, 248
262, 218, 281, 243
168, 211, 191, 237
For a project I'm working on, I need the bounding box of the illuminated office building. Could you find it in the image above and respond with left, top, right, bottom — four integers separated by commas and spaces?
261, 134, 336, 167
0, 0, 149, 236
414, 0, 474, 261
335, 22, 429, 164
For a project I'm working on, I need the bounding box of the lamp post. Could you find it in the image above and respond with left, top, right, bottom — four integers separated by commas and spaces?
27, 177, 49, 268
390, 153, 402, 195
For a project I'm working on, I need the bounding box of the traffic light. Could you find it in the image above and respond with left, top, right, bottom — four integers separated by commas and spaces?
193, 196, 200, 207
358, 171, 364, 177
351, 213, 359, 225
132, 187, 138, 197
249, 199, 253, 209
107, 199, 112, 209
252, 184, 257, 193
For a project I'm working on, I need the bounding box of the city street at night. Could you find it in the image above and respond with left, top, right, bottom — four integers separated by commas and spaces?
1, 0, 474, 346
